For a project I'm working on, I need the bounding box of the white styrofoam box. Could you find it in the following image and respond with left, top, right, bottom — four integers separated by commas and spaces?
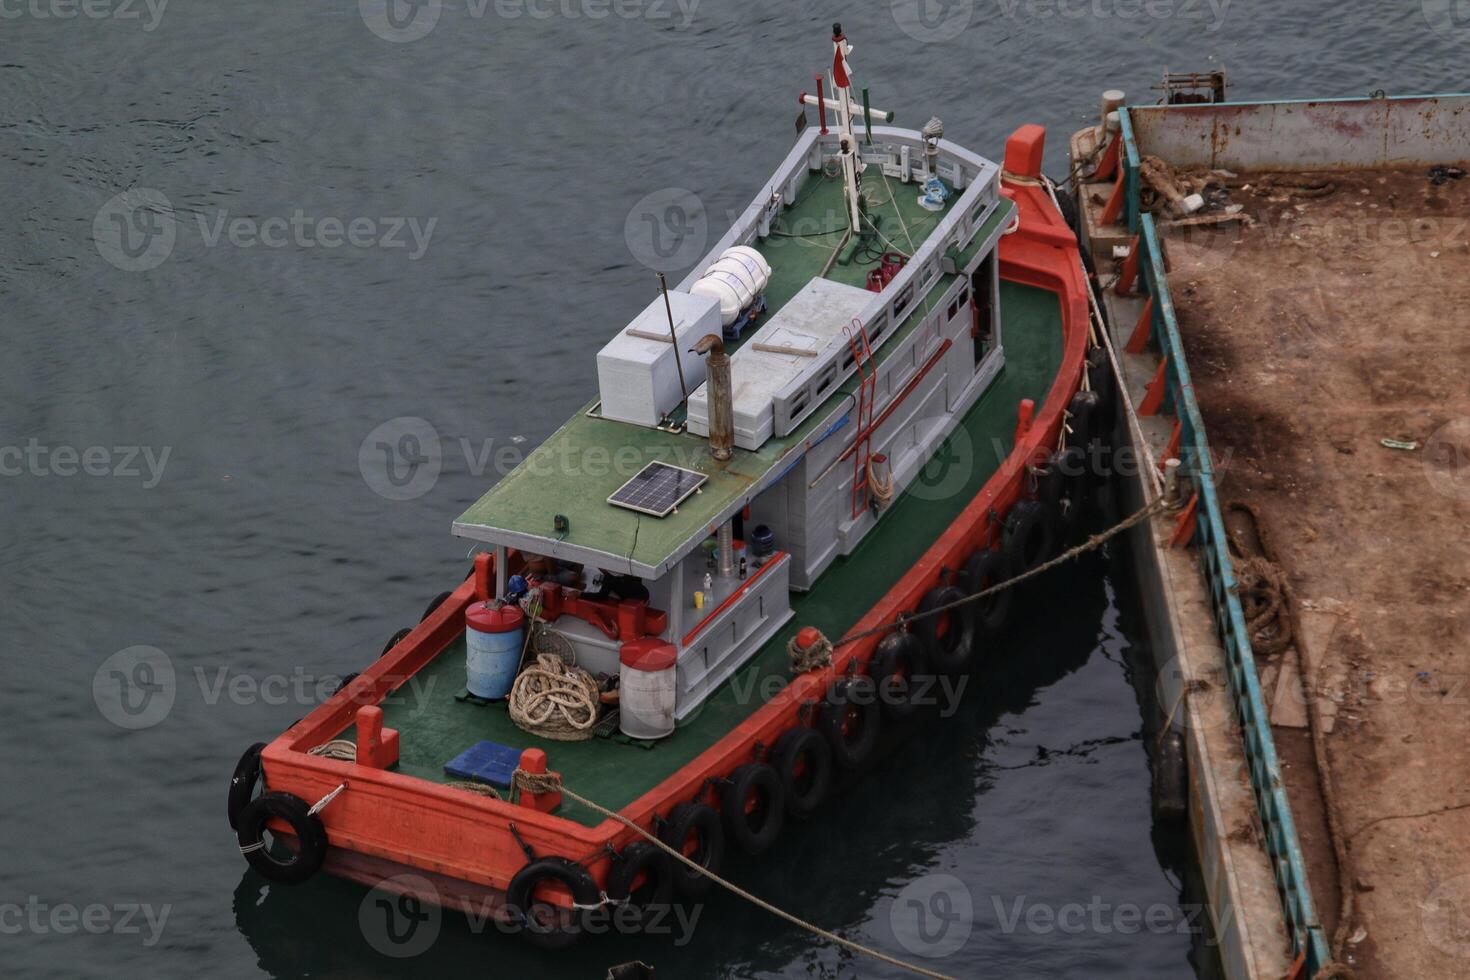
687, 278, 873, 450
597, 291, 722, 428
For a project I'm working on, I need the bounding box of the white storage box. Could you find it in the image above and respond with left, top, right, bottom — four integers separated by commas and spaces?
687, 278, 873, 449
597, 291, 722, 428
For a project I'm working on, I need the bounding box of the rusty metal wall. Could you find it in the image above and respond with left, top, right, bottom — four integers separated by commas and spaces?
1127, 93, 1470, 171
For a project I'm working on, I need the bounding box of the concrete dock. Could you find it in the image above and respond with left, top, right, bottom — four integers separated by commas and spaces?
1071, 91, 1470, 979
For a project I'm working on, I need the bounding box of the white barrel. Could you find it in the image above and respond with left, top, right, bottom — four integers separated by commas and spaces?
618, 640, 677, 740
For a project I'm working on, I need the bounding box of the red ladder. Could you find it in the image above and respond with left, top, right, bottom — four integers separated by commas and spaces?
844, 318, 877, 519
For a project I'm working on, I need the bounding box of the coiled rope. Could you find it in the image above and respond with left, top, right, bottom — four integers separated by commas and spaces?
508, 653, 600, 741
508, 768, 957, 980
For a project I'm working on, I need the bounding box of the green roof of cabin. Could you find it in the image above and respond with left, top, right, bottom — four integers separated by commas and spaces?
453, 168, 1010, 576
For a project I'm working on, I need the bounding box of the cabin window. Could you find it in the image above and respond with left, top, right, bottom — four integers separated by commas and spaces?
816, 362, 837, 395
894, 283, 914, 317
973, 252, 996, 368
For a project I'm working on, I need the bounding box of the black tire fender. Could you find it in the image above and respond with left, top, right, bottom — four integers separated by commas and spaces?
720, 764, 786, 856
606, 841, 674, 914
235, 791, 327, 885
421, 591, 453, 623
916, 586, 977, 676
506, 855, 599, 949
962, 549, 1013, 645
1087, 347, 1117, 421
818, 676, 883, 771
870, 631, 927, 722
770, 727, 833, 818
658, 802, 725, 899
380, 627, 413, 659
1006, 500, 1059, 575
227, 742, 266, 831
1065, 390, 1102, 454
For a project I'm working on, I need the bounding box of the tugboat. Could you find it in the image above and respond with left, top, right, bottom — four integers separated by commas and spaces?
228, 24, 1100, 948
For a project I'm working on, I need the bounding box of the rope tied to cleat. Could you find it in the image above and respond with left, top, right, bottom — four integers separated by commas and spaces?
507, 768, 959, 980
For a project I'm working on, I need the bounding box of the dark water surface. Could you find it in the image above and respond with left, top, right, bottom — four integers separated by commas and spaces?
2, 2, 1460, 977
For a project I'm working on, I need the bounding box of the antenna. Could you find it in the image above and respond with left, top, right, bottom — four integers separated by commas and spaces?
659, 272, 689, 404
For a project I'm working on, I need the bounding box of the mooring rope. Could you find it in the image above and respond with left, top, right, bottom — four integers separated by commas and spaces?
832, 498, 1168, 651
508, 768, 957, 980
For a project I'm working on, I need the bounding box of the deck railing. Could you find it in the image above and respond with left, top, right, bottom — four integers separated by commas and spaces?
1118, 107, 1333, 974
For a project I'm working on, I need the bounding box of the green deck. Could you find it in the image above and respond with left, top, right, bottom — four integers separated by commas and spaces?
453, 165, 964, 575
381, 278, 1063, 826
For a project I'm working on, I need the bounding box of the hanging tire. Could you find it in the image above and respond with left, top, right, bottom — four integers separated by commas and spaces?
770, 727, 833, 818
421, 591, 453, 623
962, 549, 1013, 645
1005, 500, 1058, 575
870, 631, 927, 722
658, 802, 725, 899
1087, 347, 1117, 421
227, 742, 266, 831
380, 627, 413, 658
818, 676, 882, 771
1031, 454, 1065, 509
720, 764, 786, 856
1054, 446, 1091, 509
916, 586, 977, 675
507, 855, 598, 949
606, 841, 674, 918
1065, 390, 1102, 454
235, 791, 327, 885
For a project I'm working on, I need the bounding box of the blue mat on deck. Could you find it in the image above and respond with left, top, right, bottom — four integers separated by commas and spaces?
443, 740, 522, 788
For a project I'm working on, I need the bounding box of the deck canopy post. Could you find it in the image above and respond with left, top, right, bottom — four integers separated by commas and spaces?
495, 545, 507, 599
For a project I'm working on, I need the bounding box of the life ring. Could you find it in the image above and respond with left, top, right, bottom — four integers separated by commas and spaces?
380, 627, 413, 658
235, 791, 328, 885
770, 727, 833, 817
870, 631, 927, 722
818, 676, 883, 770
720, 764, 786, 856
1005, 500, 1058, 576
1065, 390, 1102, 454
962, 549, 1013, 644
421, 591, 453, 623
658, 801, 725, 899
507, 855, 599, 949
605, 841, 674, 917
916, 586, 977, 675
227, 742, 266, 831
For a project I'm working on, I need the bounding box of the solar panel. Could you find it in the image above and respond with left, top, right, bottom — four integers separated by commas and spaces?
607, 461, 708, 518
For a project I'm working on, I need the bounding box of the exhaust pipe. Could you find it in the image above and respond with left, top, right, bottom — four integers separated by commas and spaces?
692, 334, 733, 461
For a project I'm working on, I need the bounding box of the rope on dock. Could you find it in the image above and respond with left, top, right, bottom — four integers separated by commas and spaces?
509, 768, 958, 980
832, 498, 1169, 651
